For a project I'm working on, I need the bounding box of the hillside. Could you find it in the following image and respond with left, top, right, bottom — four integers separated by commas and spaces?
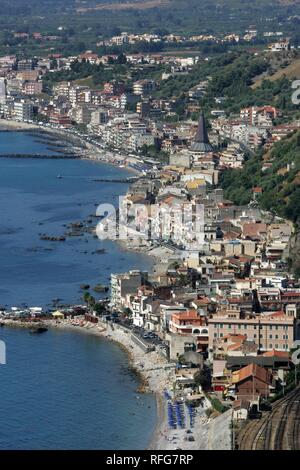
0, 0, 300, 56
221, 130, 300, 272
76, 0, 170, 12
221, 130, 300, 223
252, 56, 300, 89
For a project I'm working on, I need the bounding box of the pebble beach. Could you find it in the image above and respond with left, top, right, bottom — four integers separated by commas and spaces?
1, 317, 232, 450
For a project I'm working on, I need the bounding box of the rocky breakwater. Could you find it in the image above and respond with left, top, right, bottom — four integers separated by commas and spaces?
0, 153, 81, 159
40, 234, 66, 242
38, 217, 105, 244
0, 319, 48, 331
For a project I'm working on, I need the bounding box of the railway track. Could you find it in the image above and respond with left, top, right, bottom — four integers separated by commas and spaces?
238, 386, 300, 450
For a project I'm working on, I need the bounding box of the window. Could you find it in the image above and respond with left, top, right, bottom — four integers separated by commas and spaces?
238, 325, 241, 330
269, 335, 273, 339
275, 326, 278, 330
275, 335, 278, 339
220, 333, 223, 338
254, 325, 257, 330
254, 334, 257, 339
269, 325, 272, 330
269, 344, 273, 349
260, 334, 263, 338
228, 324, 231, 329
214, 333, 217, 338
275, 344, 278, 349
244, 325, 247, 330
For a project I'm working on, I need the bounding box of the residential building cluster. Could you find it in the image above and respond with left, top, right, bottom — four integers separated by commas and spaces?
104, 113, 299, 415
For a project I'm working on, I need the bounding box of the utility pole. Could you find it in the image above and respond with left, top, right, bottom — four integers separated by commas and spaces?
232, 408, 235, 450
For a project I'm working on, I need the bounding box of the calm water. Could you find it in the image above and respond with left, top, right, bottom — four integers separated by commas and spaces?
0, 134, 152, 308
0, 132, 156, 449
0, 131, 61, 155
0, 327, 157, 450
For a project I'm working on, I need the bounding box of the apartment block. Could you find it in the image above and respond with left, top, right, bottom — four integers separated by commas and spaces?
208, 308, 295, 352
13, 100, 34, 121
110, 270, 148, 309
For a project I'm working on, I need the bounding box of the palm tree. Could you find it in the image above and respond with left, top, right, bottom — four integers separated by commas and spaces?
83, 292, 96, 313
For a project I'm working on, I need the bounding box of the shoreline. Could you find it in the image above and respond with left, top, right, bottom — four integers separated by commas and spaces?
0, 120, 187, 449
0, 317, 172, 449
0, 118, 143, 176
0, 118, 179, 276
0, 315, 232, 450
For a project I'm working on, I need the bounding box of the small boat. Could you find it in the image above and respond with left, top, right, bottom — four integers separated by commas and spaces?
30, 327, 48, 334
57, 174, 62, 179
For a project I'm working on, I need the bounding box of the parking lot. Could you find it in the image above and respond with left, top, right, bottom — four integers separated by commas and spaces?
110, 316, 169, 354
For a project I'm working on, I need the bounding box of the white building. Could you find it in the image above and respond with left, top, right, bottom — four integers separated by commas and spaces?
13, 100, 33, 121
0, 78, 6, 104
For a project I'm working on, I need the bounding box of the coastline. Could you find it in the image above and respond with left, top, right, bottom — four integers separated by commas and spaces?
0, 119, 185, 449
0, 317, 172, 449
0, 318, 232, 451
0, 118, 142, 176
0, 118, 178, 271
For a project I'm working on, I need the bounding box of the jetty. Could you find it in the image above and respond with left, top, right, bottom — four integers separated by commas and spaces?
0, 153, 81, 159
93, 176, 139, 183
40, 235, 66, 241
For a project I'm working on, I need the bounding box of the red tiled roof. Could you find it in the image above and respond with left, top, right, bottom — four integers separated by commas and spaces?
282, 292, 300, 297
223, 334, 247, 342
172, 309, 199, 320
194, 297, 211, 305
263, 310, 286, 319
234, 363, 272, 384
242, 222, 267, 238
261, 350, 289, 359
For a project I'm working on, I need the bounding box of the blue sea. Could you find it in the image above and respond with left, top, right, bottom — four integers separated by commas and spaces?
0, 327, 156, 450
0, 134, 152, 308
0, 132, 156, 449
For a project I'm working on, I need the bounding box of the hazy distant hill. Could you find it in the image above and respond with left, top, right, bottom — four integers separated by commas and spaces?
0, 0, 299, 31
0, 0, 300, 56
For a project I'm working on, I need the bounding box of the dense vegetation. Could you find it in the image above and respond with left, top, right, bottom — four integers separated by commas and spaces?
221, 131, 300, 224
154, 51, 300, 120
221, 130, 300, 275
43, 58, 130, 90
0, 0, 300, 56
